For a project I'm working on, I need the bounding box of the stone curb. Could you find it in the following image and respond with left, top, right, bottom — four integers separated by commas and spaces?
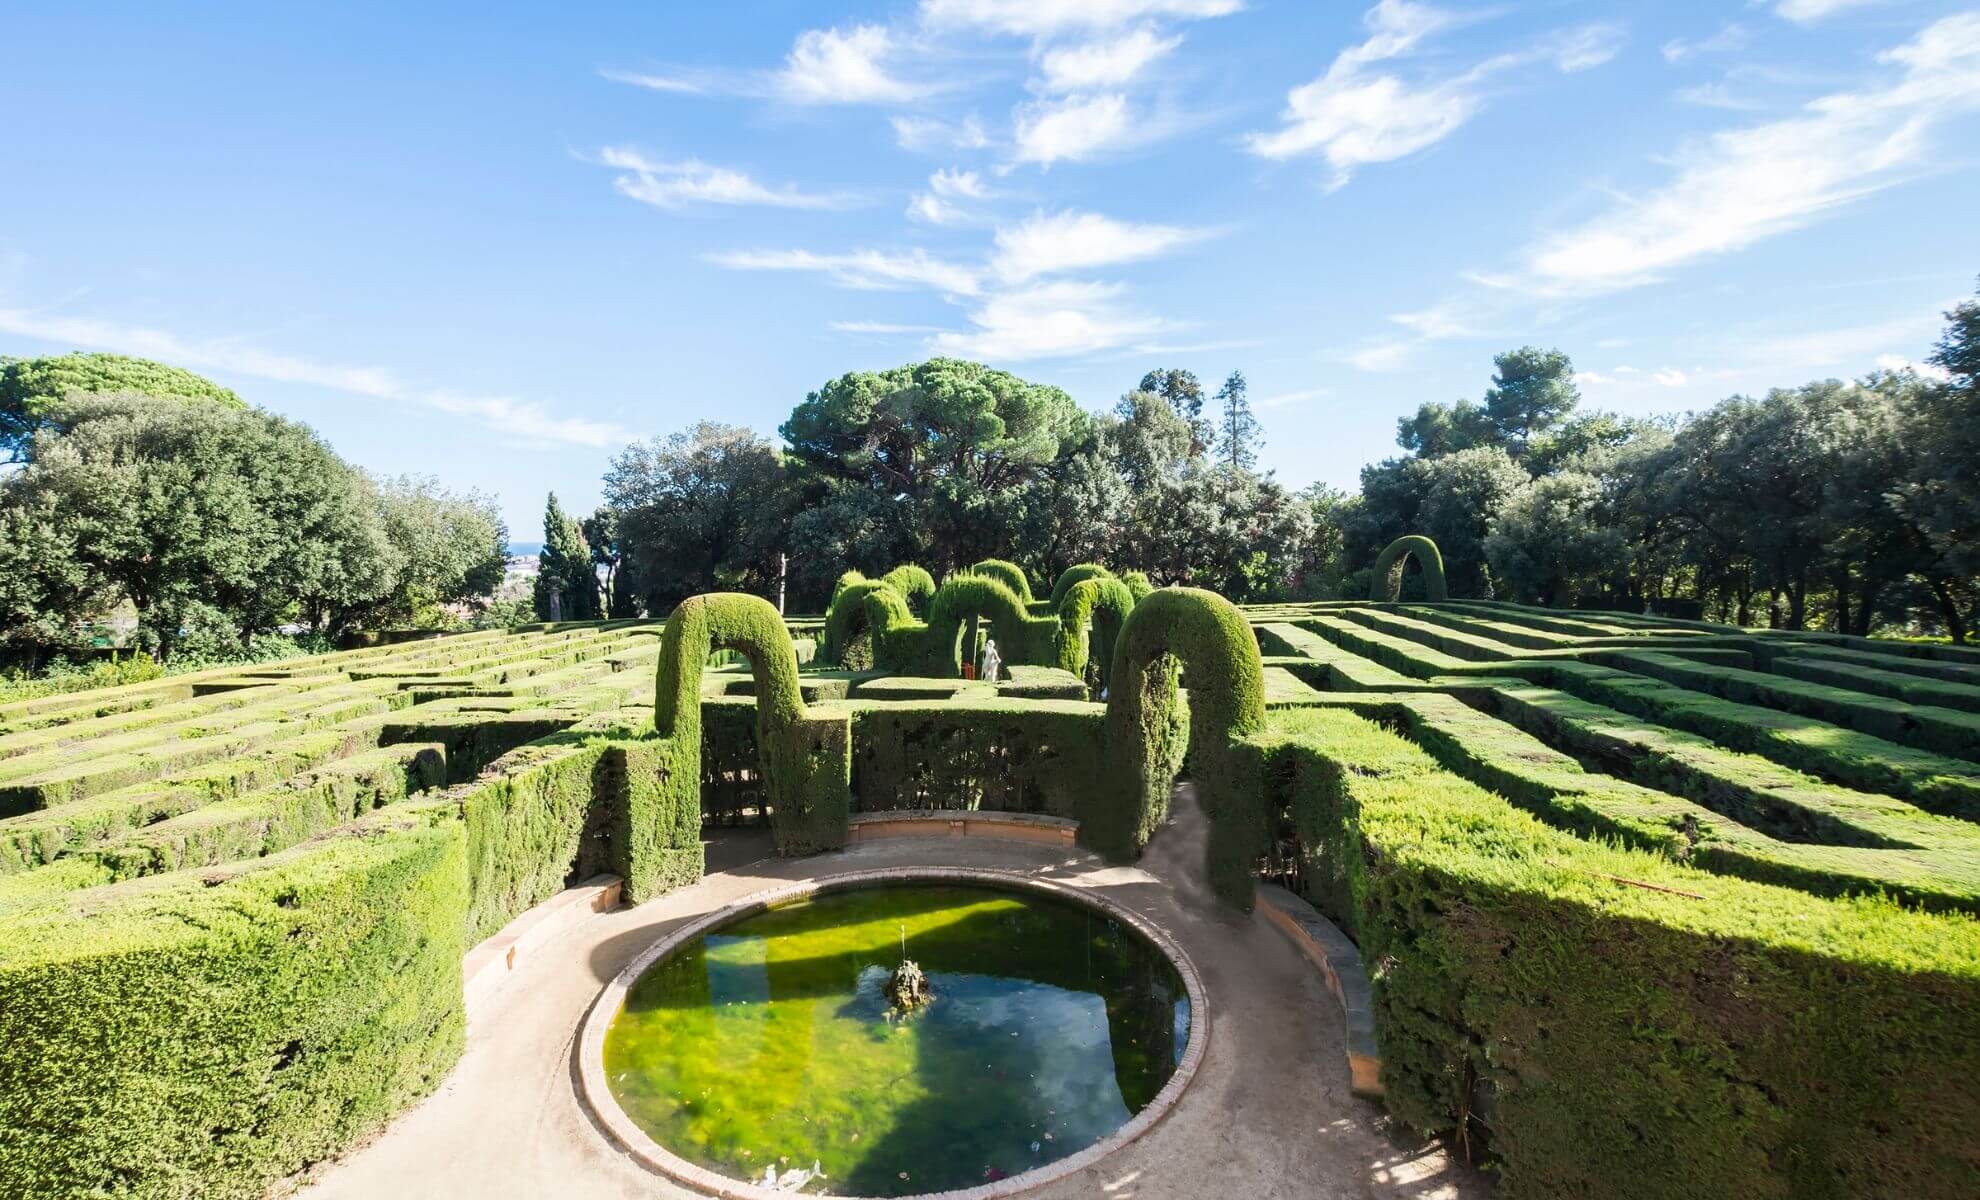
1255, 883, 1383, 1099
847, 810, 1078, 849
464, 874, 622, 1022
575, 865, 1210, 1200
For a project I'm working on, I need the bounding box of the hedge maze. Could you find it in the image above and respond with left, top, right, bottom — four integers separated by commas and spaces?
1248, 597, 1980, 1198
4, 570, 1979, 1198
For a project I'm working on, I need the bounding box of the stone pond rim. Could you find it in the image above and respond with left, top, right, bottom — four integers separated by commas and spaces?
574, 865, 1212, 1200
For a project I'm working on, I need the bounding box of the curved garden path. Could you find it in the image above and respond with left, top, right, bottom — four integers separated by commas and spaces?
297, 793, 1482, 1200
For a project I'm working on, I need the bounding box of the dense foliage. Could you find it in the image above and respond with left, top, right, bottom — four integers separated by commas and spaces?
1340, 283, 1980, 639
0, 352, 243, 464
585, 358, 1320, 615
0, 382, 505, 666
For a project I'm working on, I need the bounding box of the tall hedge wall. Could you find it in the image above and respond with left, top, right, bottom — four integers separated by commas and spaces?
1257, 703, 1980, 1199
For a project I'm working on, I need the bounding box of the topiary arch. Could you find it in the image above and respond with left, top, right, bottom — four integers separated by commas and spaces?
1053, 576, 1135, 687
966, 558, 1035, 604
655, 593, 850, 854
1091, 588, 1265, 906
877, 564, 936, 615
1049, 562, 1113, 608
1370, 534, 1448, 602
918, 573, 1059, 675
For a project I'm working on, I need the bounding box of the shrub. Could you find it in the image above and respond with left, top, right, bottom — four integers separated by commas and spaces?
965, 557, 1035, 603
655, 592, 851, 855
1257, 704, 1980, 1200
918, 572, 1060, 676
1097, 588, 1263, 904
1052, 576, 1135, 687
1369, 534, 1448, 602
1048, 562, 1113, 607
878, 564, 936, 615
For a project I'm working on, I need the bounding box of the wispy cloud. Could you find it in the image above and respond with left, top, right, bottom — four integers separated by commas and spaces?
1037, 26, 1182, 89
1662, 23, 1750, 63
1343, 340, 1416, 372
1256, 387, 1330, 409
907, 168, 991, 224
990, 209, 1208, 281
829, 320, 948, 335
1524, 13, 1980, 295
597, 148, 853, 210
1011, 92, 1132, 165
919, 0, 1242, 37
0, 307, 634, 447
598, 68, 706, 94
706, 248, 985, 295
891, 114, 991, 152
1245, 2, 1622, 185
1776, 0, 1883, 24
779, 25, 929, 104
932, 279, 1171, 360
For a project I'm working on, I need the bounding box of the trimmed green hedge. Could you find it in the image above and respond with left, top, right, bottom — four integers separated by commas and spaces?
966, 557, 1035, 603
1052, 575, 1135, 687
0, 809, 470, 1200
878, 564, 936, 614
1369, 534, 1448, 602
1776, 655, 1980, 716
1257, 704, 1980, 1199
1049, 562, 1113, 607
656, 592, 851, 855
850, 700, 1103, 816
1099, 588, 1263, 904
919, 572, 1061, 676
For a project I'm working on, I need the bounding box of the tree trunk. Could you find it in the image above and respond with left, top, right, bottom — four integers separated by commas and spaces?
1927, 579, 1969, 644
1832, 569, 1851, 635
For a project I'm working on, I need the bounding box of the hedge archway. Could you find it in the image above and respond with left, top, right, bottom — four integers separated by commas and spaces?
966, 558, 1035, 604
1053, 575, 1135, 687
1049, 562, 1113, 608
1370, 535, 1448, 602
655, 593, 850, 854
920, 573, 1059, 676
1093, 588, 1265, 905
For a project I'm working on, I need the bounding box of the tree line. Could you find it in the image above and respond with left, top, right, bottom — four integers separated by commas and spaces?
531, 357, 1316, 621
0, 354, 507, 665
555, 283, 1980, 642
1341, 283, 1980, 640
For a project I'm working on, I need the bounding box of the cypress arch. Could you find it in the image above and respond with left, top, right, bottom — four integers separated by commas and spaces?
1094, 588, 1266, 906
655, 593, 850, 854
919, 573, 1058, 675
965, 558, 1035, 604
1049, 562, 1113, 608
1370, 534, 1449, 602
1053, 575, 1135, 687
878, 564, 936, 615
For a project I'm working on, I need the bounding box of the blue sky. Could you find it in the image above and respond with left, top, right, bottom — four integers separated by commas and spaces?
4, 0, 1978, 536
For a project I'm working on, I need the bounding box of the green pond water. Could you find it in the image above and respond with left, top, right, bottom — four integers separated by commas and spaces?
602, 883, 1191, 1197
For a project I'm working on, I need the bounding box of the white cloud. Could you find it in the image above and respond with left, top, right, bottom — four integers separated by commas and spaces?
1389, 301, 1478, 339
1776, 0, 1881, 24
599, 149, 850, 210
990, 209, 1205, 281
891, 113, 991, 151
598, 68, 704, 94
707, 248, 984, 295
1245, 3, 1623, 183
1550, 24, 1626, 73
1574, 369, 1614, 386
907, 168, 992, 224
1874, 353, 1951, 379
0, 308, 633, 447
778, 25, 926, 103
1524, 14, 1980, 294
1037, 27, 1182, 89
919, 0, 1241, 37
1345, 341, 1415, 372
906, 193, 964, 224
1012, 92, 1132, 164
1662, 24, 1750, 63
932, 279, 1169, 360
1652, 367, 1689, 387
930, 167, 989, 198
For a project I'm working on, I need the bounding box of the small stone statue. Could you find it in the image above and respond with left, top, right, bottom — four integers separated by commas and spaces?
978, 637, 1002, 684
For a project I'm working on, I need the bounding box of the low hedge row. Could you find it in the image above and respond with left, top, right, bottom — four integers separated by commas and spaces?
1611, 650, 1980, 764
849, 699, 1104, 816
1785, 644, 1980, 686
1255, 703, 1980, 1199
1776, 655, 1980, 715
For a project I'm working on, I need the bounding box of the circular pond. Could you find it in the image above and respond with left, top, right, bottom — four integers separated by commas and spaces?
582, 871, 1205, 1199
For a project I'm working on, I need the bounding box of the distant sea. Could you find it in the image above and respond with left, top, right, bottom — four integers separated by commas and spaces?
508, 540, 544, 557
